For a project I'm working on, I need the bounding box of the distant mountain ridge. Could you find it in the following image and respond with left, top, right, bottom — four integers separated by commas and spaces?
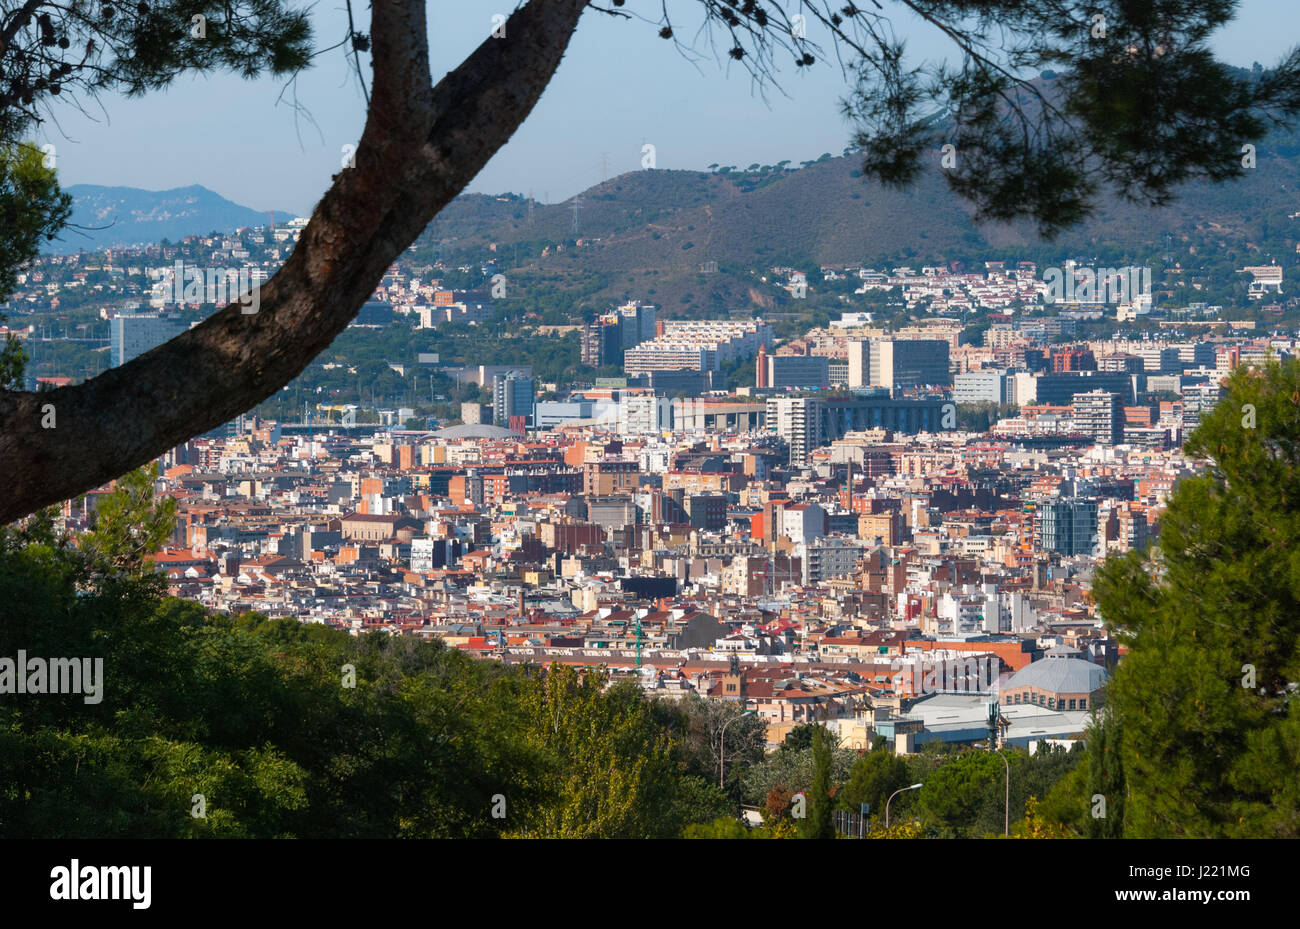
422, 141, 1300, 270
50, 116, 1300, 285
403, 121, 1300, 314
55, 184, 295, 250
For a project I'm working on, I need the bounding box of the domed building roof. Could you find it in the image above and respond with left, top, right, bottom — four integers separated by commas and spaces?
432, 423, 522, 440
1005, 656, 1107, 694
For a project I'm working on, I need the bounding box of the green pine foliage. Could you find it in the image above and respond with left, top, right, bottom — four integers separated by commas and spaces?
0, 143, 70, 303
801, 724, 836, 839
1095, 357, 1300, 837
917, 750, 1008, 837
837, 744, 911, 823
0, 142, 71, 389
1083, 711, 1125, 838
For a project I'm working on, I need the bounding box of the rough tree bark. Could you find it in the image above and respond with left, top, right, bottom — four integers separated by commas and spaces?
0, 0, 590, 524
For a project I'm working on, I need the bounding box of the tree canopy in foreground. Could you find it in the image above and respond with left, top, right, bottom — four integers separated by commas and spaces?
1091, 357, 1300, 837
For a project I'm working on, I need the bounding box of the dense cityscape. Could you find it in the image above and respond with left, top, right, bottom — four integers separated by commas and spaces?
6, 219, 1286, 758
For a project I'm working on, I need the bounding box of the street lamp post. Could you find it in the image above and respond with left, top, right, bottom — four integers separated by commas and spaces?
988, 700, 1010, 836
719, 709, 755, 789
997, 748, 1010, 836
885, 783, 923, 828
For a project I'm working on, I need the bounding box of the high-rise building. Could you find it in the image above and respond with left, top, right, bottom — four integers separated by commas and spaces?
1101, 501, 1150, 554
493, 372, 535, 429
768, 394, 948, 462
1173, 341, 1218, 370
1096, 353, 1145, 374
766, 397, 822, 465
624, 319, 772, 376
581, 303, 657, 367
110, 313, 186, 367
620, 393, 673, 434
953, 370, 1013, 404
1034, 371, 1137, 405
615, 301, 657, 348
1051, 347, 1097, 372
687, 493, 727, 531
766, 353, 830, 389
868, 339, 951, 390
622, 344, 712, 375
1182, 382, 1222, 433
581, 312, 623, 368
847, 340, 869, 388
800, 536, 864, 585
1072, 390, 1123, 445
1036, 499, 1098, 556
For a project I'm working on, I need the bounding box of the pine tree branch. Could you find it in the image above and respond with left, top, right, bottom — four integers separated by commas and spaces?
0, 0, 590, 523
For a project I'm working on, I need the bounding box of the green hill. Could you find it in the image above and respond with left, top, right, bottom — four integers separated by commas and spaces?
413, 125, 1300, 316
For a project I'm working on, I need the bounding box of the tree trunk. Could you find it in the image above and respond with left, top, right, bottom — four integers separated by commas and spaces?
0, 0, 589, 524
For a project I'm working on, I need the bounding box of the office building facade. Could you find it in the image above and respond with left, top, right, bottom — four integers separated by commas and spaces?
493, 373, 535, 429
870, 339, 951, 390
110, 314, 187, 367
1036, 499, 1098, 557
766, 354, 831, 390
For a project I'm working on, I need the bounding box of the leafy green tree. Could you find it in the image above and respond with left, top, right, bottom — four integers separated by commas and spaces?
954, 402, 1019, 432
965, 745, 1081, 838
1095, 357, 1300, 837
0, 142, 69, 301
662, 776, 734, 832
1011, 796, 1074, 839
1036, 763, 1089, 837
77, 464, 177, 577
801, 724, 836, 839
0, 478, 549, 838
507, 665, 679, 839
0, 2, 312, 143
0, 142, 70, 389
865, 819, 923, 839
1083, 711, 1125, 838
838, 744, 911, 823
917, 750, 1007, 837
779, 722, 825, 754
658, 693, 765, 801
744, 738, 855, 806
682, 816, 759, 839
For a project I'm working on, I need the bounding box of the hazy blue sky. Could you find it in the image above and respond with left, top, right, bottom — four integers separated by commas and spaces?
38, 0, 1300, 216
